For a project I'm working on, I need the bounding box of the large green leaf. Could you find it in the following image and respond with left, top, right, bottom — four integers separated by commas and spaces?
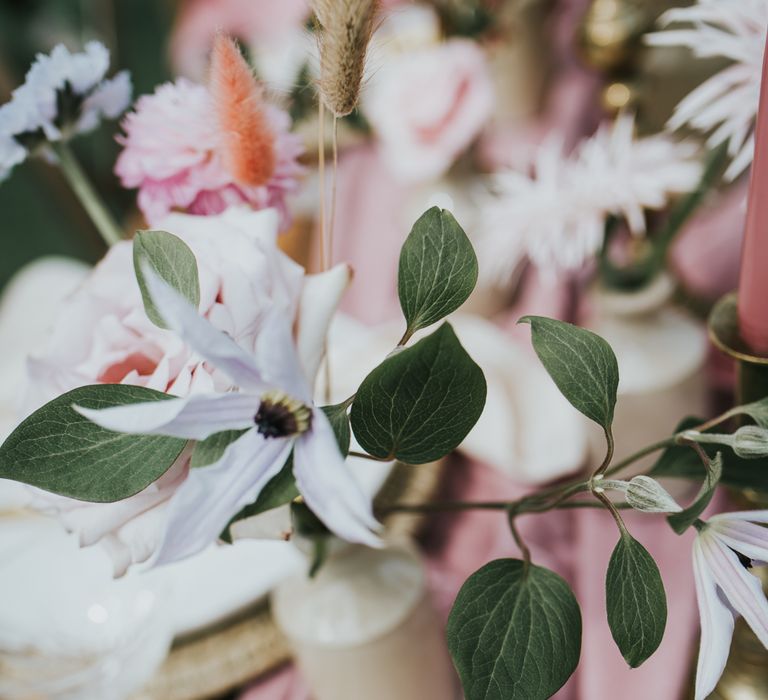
668, 452, 723, 534
398, 207, 478, 336
350, 323, 486, 464
0, 385, 186, 502
447, 559, 582, 700
133, 229, 200, 328
606, 534, 667, 668
520, 316, 619, 431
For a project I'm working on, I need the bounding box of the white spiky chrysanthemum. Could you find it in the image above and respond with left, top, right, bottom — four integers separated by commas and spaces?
0, 41, 131, 181
646, 0, 768, 181
479, 114, 702, 279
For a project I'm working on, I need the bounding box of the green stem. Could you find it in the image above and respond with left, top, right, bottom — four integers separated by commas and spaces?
382, 500, 511, 514
508, 513, 531, 572
593, 427, 615, 478
603, 437, 674, 477
52, 141, 123, 247
593, 489, 629, 537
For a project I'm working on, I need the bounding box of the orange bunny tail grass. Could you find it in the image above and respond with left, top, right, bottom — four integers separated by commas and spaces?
312, 0, 378, 118
209, 34, 275, 187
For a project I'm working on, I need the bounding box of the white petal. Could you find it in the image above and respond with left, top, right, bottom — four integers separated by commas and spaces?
293, 408, 381, 547
153, 429, 293, 565
296, 263, 352, 385
704, 536, 768, 648
141, 263, 266, 392
710, 510, 768, 524
693, 537, 735, 700
74, 392, 260, 439
255, 310, 312, 403
710, 520, 768, 564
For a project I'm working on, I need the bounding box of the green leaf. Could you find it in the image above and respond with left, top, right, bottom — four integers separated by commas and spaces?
350, 323, 486, 464
447, 559, 582, 700
191, 430, 247, 468
606, 534, 667, 667
519, 316, 619, 430
398, 207, 478, 336
649, 418, 704, 480
321, 403, 351, 456
731, 397, 768, 428
133, 229, 200, 328
0, 385, 186, 502
667, 451, 723, 534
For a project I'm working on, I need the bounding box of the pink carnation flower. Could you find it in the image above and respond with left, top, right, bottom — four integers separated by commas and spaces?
115, 39, 304, 229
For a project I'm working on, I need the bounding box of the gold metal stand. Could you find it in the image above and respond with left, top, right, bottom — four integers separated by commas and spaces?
707, 293, 768, 699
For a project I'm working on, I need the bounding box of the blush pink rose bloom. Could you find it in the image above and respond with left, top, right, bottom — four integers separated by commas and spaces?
170, 0, 310, 80
363, 39, 494, 183
24, 207, 349, 575
115, 79, 304, 229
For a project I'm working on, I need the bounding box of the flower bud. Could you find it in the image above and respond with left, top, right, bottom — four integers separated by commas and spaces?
732, 425, 768, 458
625, 476, 682, 513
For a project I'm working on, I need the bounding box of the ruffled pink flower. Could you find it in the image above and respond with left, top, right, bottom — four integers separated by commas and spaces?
115, 78, 304, 229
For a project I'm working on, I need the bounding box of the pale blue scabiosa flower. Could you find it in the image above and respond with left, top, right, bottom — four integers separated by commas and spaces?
692, 510, 768, 699
0, 41, 131, 180
75, 266, 381, 566
646, 0, 768, 180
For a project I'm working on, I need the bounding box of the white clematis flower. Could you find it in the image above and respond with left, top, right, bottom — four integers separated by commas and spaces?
692, 510, 768, 700
75, 266, 381, 567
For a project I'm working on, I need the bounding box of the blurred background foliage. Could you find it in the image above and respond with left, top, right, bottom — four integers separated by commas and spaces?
0, 0, 175, 290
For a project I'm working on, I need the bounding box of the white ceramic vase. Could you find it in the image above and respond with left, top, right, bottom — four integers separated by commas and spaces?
271, 539, 456, 700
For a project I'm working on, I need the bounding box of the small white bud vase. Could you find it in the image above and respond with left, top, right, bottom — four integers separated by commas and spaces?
585, 273, 709, 469
271, 539, 456, 700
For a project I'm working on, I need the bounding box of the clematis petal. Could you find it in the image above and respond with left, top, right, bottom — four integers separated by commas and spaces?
153, 429, 293, 565
710, 510, 768, 524
141, 263, 266, 392
296, 263, 352, 386
704, 536, 768, 649
710, 519, 768, 564
255, 310, 312, 403
74, 392, 260, 439
693, 537, 735, 700
293, 408, 381, 547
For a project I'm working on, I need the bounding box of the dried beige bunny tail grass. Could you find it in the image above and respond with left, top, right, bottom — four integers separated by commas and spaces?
311, 0, 378, 117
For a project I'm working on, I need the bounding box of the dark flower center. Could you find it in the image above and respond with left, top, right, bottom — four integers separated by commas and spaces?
254, 391, 312, 439
733, 549, 753, 569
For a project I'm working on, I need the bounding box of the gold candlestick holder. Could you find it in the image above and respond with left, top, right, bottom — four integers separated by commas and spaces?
578, 0, 684, 115
707, 293, 768, 699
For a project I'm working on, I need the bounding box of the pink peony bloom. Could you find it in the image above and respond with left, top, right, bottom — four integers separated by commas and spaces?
363, 38, 494, 183
24, 207, 350, 575
115, 76, 304, 229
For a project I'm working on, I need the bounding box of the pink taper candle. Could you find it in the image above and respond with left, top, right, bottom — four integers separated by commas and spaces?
738, 33, 768, 354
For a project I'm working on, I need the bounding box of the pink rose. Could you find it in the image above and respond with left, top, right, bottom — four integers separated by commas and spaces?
25, 207, 350, 575
363, 39, 494, 183
170, 0, 310, 81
